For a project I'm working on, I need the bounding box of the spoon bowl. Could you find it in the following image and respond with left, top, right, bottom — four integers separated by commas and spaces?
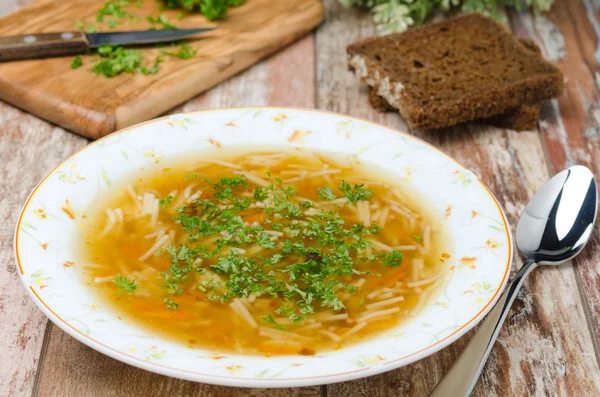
516, 165, 597, 264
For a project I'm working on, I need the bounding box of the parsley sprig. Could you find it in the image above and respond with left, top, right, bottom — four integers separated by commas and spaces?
114, 273, 138, 295
338, 180, 372, 203
159, 0, 245, 20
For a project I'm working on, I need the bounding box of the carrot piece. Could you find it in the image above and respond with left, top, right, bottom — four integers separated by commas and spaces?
383, 268, 408, 288
243, 213, 267, 224
140, 308, 191, 320
133, 302, 192, 320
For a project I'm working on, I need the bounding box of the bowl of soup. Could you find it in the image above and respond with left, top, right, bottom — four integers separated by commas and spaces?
14, 107, 512, 387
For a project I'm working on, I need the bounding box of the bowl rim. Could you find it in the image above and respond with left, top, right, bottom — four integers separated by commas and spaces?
14, 106, 513, 388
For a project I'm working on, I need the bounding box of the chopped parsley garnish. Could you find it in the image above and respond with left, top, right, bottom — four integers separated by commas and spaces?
114, 273, 137, 294
299, 201, 314, 209
159, 0, 245, 20
382, 251, 404, 268
217, 175, 248, 188
164, 296, 178, 310
256, 232, 276, 249
162, 44, 198, 59
261, 314, 287, 330
96, 0, 128, 23
317, 186, 337, 201
71, 55, 83, 69
139, 56, 164, 75
150, 172, 401, 322
93, 45, 143, 77
275, 305, 305, 324
147, 14, 177, 29
158, 245, 206, 306
90, 45, 165, 78
159, 195, 173, 208
338, 180, 372, 203
254, 186, 268, 201
72, 0, 245, 78
413, 234, 423, 243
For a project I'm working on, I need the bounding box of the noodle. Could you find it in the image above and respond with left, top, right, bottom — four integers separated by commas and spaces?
185, 191, 202, 203
99, 208, 117, 237
407, 272, 442, 288
258, 327, 310, 341
365, 296, 405, 311
368, 239, 394, 253
379, 206, 390, 228
320, 330, 342, 342
423, 225, 431, 251
182, 184, 196, 199
235, 171, 270, 187
127, 184, 137, 202
411, 258, 424, 282
390, 205, 417, 221
393, 245, 417, 251
231, 298, 258, 328
343, 322, 368, 338
319, 313, 349, 322
139, 234, 170, 261
208, 159, 242, 169
357, 307, 400, 323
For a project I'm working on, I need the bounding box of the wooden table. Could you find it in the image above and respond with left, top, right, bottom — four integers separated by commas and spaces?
2, 1, 600, 396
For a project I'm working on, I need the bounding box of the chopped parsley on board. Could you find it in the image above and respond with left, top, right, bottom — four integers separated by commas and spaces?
72, 0, 245, 78
70, 55, 83, 69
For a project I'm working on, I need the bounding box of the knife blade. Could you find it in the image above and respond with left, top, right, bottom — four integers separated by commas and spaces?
0, 28, 215, 62
86, 28, 215, 47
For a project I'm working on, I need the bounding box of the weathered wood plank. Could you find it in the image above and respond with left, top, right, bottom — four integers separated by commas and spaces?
0, 6, 82, 396
171, 35, 315, 112
35, 326, 320, 397
316, 1, 600, 396
509, 0, 600, 369
0, 0, 29, 15
33, 30, 321, 397
0, 102, 89, 397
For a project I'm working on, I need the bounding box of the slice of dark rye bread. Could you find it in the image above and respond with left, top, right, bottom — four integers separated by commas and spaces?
367, 86, 541, 131
367, 38, 544, 131
347, 13, 563, 130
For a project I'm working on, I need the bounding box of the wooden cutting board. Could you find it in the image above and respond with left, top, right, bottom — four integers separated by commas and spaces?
0, 0, 323, 139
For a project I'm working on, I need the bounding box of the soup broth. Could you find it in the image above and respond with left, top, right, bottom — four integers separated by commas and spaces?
78, 147, 452, 356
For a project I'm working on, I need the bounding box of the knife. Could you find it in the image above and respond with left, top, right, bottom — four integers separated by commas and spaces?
0, 28, 215, 62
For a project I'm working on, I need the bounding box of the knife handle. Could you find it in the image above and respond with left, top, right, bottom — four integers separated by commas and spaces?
0, 32, 90, 62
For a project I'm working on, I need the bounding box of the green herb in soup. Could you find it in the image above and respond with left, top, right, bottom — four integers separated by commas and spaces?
79, 148, 452, 356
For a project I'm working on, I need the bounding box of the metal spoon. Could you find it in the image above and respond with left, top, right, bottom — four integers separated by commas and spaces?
430, 165, 598, 397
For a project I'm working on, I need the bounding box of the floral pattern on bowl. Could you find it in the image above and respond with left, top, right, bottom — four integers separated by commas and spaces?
14, 107, 512, 387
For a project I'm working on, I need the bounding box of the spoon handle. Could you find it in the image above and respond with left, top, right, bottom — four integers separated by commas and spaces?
429, 259, 538, 397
